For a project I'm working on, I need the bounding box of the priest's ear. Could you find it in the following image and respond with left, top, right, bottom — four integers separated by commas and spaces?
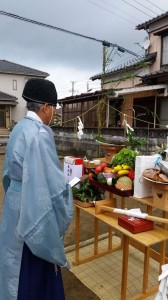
40, 103, 50, 114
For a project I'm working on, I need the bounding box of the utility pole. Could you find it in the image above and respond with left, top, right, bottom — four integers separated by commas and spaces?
102, 41, 110, 87
69, 81, 76, 96
87, 81, 89, 92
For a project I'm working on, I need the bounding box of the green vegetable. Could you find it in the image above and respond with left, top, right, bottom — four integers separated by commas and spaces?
72, 179, 104, 203
97, 173, 107, 184
112, 176, 118, 187
111, 148, 139, 169
127, 129, 146, 150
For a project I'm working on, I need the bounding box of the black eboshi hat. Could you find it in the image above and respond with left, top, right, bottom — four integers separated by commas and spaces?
22, 78, 57, 105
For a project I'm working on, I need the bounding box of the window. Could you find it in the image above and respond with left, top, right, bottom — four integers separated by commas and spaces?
13, 80, 17, 90
161, 33, 168, 66
160, 98, 168, 126
108, 99, 122, 127
133, 96, 160, 128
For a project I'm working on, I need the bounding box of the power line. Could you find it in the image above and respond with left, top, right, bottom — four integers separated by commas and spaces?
0, 10, 102, 43
144, 0, 166, 13
0, 10, 141, 58
98, 0, 142, 21
132, 0, 158, 15
85, 0, 136, 25
119, 0, 153, 18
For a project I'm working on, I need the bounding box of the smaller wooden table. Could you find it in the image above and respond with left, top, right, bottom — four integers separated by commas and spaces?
100, 144, 125, 163
74, 201, 168, 300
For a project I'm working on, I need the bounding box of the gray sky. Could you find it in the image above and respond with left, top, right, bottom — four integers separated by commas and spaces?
0, 0, 167, 97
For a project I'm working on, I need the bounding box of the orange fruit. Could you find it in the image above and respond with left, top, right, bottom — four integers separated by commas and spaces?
100, 162, 107, 169
88, 173, 93, 179
95, 165, 103, 174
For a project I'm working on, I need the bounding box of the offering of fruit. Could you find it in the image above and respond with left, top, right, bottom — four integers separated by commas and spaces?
111, 148, 139, 169
115, 176, 133, 190
87, 155, 135, 191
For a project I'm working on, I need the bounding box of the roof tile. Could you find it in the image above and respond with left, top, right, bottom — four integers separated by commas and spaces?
0, 91, 17, 101
0, 60, 49, 77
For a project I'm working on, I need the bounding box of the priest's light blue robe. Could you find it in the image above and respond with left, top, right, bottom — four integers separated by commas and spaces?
0, 116, 74, 300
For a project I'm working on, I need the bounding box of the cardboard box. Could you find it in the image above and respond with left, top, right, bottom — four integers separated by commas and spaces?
64, 156, 83, 183
118, 216, 154, 234
134, 155, 160, 198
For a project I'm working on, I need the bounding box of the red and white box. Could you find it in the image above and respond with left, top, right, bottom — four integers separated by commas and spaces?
118, 216, 154, 234
64, 156, 83, 183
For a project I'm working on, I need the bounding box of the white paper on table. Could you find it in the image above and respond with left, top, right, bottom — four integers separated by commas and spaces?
113, 208, 148, 219
68, 177, 81, 187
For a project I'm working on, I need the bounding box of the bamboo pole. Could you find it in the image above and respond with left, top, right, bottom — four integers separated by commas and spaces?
101, 205, 168, 224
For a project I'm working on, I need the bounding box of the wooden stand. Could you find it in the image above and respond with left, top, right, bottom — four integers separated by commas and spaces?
151, 182, 168, 210
73, 179, 168, 299
74, 200, 168, 299
74, 199, 94, 208
100, 144, 125, 163
89, 179, 133, 197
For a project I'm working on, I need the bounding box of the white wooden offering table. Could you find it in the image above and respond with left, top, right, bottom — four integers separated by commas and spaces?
74, 197, 168, 300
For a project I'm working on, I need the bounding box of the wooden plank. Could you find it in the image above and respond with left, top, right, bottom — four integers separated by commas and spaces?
74, 206, 80, 265
129, 285, 158, 299
142, 247, 150, 293
94, 218, 99, 255
89, 179, 133, 196
73, 245, 122, 266
100, 205, 168, 224
74, 199, 94, 208
121, 235, 129, 300
95, 199, 113, 214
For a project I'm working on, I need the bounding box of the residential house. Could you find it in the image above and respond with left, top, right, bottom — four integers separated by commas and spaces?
0, 60, 48, 135
91, 11, 168, 129
59, 11, 168, 131
58, 90, 110, 128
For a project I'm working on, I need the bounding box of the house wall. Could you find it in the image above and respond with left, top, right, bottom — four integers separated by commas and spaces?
149, 16, 168, 33
0, 74, 29, 123
120, 90, 158, 126
103, 67, 150, 90
149, 34, 161, 72
147, 16, 168, 73
61, 97, 107, 128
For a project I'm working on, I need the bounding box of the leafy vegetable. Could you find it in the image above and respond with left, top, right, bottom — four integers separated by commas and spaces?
111, 148, 139, 169
127, 129, 146, 150
72, 179, 104, 203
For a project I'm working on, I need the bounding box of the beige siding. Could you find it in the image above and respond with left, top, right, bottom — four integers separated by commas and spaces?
149, 34, 161, 72
0, 74, 28, 123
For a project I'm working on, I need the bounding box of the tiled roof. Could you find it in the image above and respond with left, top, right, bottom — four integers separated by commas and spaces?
0, 60, 49, 77
140, 69, 168, 82
142, 69, 168, 78
58, 90, 110, 103
136, 11, 168, 30
0, 91, 17, 101
90, 52, 157, 81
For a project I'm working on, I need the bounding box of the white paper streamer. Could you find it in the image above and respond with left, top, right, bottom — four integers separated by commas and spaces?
113, 208, 148, 219
122, 114, 134, 134
77, 116, 84, 139
155, 264, 168, 299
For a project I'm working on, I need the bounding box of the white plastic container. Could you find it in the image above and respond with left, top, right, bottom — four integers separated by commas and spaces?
134, 155, 160, 198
